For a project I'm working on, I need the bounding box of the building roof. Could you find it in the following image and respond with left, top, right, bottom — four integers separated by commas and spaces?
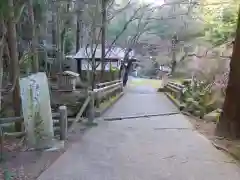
70, 45, 136, 60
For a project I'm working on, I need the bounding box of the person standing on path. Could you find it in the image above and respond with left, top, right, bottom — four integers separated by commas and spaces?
119, 62, 128, 87
123, 68, 128, 87
120, 48, 133, 87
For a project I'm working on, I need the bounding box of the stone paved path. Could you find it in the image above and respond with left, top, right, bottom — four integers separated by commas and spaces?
38, 78, 240, 180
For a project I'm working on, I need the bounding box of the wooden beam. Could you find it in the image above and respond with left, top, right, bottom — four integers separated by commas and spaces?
0, 117, 23, 124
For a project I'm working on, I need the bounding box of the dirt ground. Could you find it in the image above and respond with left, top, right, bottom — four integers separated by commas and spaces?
187, 115, 217, 140
0, 123, 89, 180
187, 114, 240, 161
0, 86, 90, 180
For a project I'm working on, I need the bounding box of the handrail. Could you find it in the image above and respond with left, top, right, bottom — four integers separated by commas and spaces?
0, 116, 24, 124
101, 84, 122, 98
168, 82, 184, 89
0, 80, 124, 145
167, 84, 183, 91
0, 106, 68, 142
165, 81, 185, 104
94, 81, 123, 108
94, 82, 122, 93
96, 80, 121, 88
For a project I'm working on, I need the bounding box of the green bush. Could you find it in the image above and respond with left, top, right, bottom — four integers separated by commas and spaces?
182, 81, 216, 118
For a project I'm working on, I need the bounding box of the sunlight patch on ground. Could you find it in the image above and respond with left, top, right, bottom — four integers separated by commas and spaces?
139, 0, 165, 6
170, 78, 184, 83
129, 78, 162, 89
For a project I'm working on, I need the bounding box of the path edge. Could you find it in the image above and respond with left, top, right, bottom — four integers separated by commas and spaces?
95, 92, 124, 117
163, 92, 185, 110
164, 91, 240, 162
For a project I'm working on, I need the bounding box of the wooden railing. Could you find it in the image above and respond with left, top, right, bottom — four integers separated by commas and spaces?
0, 106, 68, 155
96, 80, 121, 89
164, 81, 185, 110
165, 81, 184, 100
0, 106, 68, 140
0, 80, 124, 152
94, 80, 123, 108
0, 117, 25, 137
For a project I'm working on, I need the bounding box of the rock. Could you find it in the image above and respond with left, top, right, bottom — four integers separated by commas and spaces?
45, 140, 65, 151
158, 88, 165, 92
194, 110, 201, 117
204, 110, 220, 122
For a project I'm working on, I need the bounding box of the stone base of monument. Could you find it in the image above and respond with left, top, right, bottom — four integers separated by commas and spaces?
45, 139, 65, 151
27, 139, 65, 151
20, 73, 60, 151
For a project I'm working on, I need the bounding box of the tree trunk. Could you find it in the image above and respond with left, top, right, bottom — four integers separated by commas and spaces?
60, 2, 70, 72
28, 0, 39, 73
40, 13, 48, 73
171, 34, 177, 74
52, 1, 57, 48
7, 0, 22, 131
51, 0, 61, 73
101, 0, 106, 81
0, 62, 2, 114
91, 25, 96, 90
56, 4, 62, 73
60, 29, 66, 57
0, 15, 5, 112
76, 13, 82, 76
76, 19, 80, 53
216, 7, 240, 138
0, 57, 2, 113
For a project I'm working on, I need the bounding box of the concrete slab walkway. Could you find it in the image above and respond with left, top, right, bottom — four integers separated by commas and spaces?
38, 78, 240, 180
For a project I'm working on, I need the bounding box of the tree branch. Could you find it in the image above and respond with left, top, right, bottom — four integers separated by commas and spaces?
14, 2, 27, 23
105, 4, 151, 57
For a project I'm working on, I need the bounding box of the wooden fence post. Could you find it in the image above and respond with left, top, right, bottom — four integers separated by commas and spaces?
120, 82, 123, 92
0, 126, 3, 161
59, 106, 67, 141
88, 91, 95, 123
95, 91, 100, 108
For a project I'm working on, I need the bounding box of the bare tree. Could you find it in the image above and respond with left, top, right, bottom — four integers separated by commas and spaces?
77, 0, 150, 86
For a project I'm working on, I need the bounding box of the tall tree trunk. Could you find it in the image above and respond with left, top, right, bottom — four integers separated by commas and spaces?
101, 0, 106, 81
76, 19, 80, 53
76, 12, 82, 76
60, 2, 70, 71
0, 45, 3, 114
56, 3, 62, 72
7, 0, 22, 131
40, 12, 48, 73
91, 31, 96, 90
60, 29, 66, 57
52, 0, 56, 48
0, 60, 2, 114
51, 0, 61, 73
0, 15, 5, 112
28, 0, 39, 73
216, 7, 240, 138
171, 34, 178, 74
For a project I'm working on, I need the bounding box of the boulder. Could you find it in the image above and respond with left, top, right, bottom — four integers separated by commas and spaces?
204, 109, 220, 122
